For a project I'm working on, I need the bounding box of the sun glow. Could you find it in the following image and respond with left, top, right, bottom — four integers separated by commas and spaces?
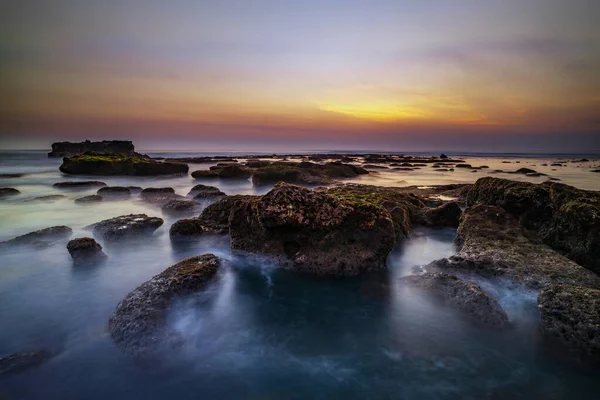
319, 103, 432, 122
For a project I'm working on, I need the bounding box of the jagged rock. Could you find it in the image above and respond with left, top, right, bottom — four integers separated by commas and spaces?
510, 167, 538, 175
229, 183, 399, 276
0, 351, 47, 376
417, 202, 462, 227
60, 152, 188, 176
53, 181, 107, 189
440, 153, 448, 159
24, 195, 66, 203
67, 237, 106, 261
399, 273, 509, 329
426, 205, 600, 289
466, 177, 600, 274
74, 195, 103, 204
87, 214, 163, 241
161, 200, 196, 214
97, 186, 131, 199
0, 226, 72, 248
108, 254, 222, 355
48, 140, 135, 157
0, 188, 20, 199
538, 284, 600, 358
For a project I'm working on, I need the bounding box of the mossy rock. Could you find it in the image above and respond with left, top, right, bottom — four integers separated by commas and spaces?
60, 152, 188, 176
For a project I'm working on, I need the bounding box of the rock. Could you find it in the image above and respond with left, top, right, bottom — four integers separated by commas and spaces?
48, 140, 135, 157
363, 164, 389, 169
417, 202, 462, 227
251, 162, 366, 187
399, 273, 509, 329
87, 214, 163, 241
108, 254, 222, 355
59, 152, 188, 176
538, 284, 600, 358
511, 167, 538, 175
245, 160, 272, 168
161, 200, 196, 214
0, 226, 72, 248
440, 153, 448, 159
592, 170, 600, 173
187, 184, 225, 200
229, 183, 398, 276
191, 169, 219, 179
455, 164, 472, 168
74, 195, 103, 204
97, 186, 131, 199
24, 195, 66, 203
0, 187, 20, 199
551, 163, 562, 167
140, 187, 180, 205
165, 156, 238, 164
212, 165, 253, 179
127, 186, 143, 194
0, 173, 25, 178
525, 172, 546, 177
0, 351, 47, 376
466, 177, 600, 274
53, 181, 107, 189
67, 237, 106, 261
426, 205, 600, 289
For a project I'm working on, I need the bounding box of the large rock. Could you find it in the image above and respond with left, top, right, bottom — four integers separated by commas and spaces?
0, 226, 72, 248
416, 201, 462, 227
48, 140, 135, 157
87, 214, 163, 241
53, 181, 107, 189
67, 237, 106, 261
0, 188, 20, 199
399, 273, 509, 329
251, 162, 367, 187
466, 177, 600, 274
59, 152, 188, 176
229, 183, 398, 276
0, 351, 47, 376
538, 284, 600, 358
426, 205, 600, 289
108, 254, 222, 355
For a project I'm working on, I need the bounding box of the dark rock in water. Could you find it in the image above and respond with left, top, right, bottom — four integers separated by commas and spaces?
87, 214, 163, 241
0, 351, 47, 376
170, 195, 254, 237
229, 183, 399, 276
0, 187, 20, 199
399, 273, 509, 329
1, 226, 72, 248
49, 140, 135, 157
53, 181, 107, 189
245, 160, 272, 168
417, 202, 462, 227
24, 194, 66, 203
161, 200, 196, 214
426, 204, 600, 289
466, 177, 600, 275
551, 163, 563, 167
108, 254, 222, 355
187, 184, 226, 200
592, 170, 600, 173
538, 284, 600, 358
74, 195, 103, 204
251, 162, 366, 187
363, 164, 389, 169
67, 237, 105, 261
191, 169, 219, 179
165, 156, 237, 164
0, 173, 25, 178
525, 172, 546, 177
97, 186, 131, 199
60, 152, 188, 176
440, 153, 448, 159
455, 164, 472, 168
140, 187, 181, 205
212, 164, 253, 179
510, 167, 538, 175
127, 186, 143, 194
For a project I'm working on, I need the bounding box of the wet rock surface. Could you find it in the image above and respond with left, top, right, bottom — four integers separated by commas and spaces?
0, 226, 73, 248
87, 214, 163, 241
416, 201, 462, 227
97, 186, 131, 199
188, 184, 226, 201
251, 162, 367, 186
108, 254, 222, 355
60, 152, 188, 176
161, 199, 196, 214
399, 273, 510, 329
67, 237, 106, 261
53, 181, 107, 189
49, 140, 135, 157
140, 187, 182, 205
0, 351, 47, 376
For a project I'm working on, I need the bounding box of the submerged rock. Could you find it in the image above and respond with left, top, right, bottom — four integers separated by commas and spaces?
53, 181, 107, 189
67, 237, 106, 261
229, 183, 398, 276
108, 254, 222, 355
0, 351, 47, 376
87, 214, 163, 241
74, 195, 103, 204
24, 194, 66, 203
60, 152, 188, 176
0, 187, 20, 199
0, 226, 72, 248
426, 205, 600, 289
466, 177, 600, 274
399, 273, 509, 329
538, 284, 600, 358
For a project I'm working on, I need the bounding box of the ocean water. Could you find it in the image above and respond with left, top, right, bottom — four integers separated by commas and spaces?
1, 151, 599, 399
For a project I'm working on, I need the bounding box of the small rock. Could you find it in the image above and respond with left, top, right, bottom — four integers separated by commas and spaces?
0, 187, 20, 199
87, 214, 163, 241
97, 186, 131, 199
0, 351, 47, 376
161, 199, 196, 214
67, 237, 106, 261
440, 153, 448, 159
53, 181, 107, 189
75, 195, 103, 204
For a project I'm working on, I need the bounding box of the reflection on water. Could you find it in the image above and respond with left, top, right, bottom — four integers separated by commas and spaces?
1, 152, 599, 399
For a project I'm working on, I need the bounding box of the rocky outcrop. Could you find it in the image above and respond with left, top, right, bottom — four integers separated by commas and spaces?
59, 152, 188, 176
416, 201, 462, 227
74, 195, 103, 204
67, 237, 106, 261
466, 177, 600, 274
251, 162, 368, 187
53, 181, 107, 189
0, 226, 72, 248
0, 351, 47, 376
87, 214, 163, 241
228, 183, 400, 276
426, 205, 600, 289
48, 140, 135, 157
108, 254, 222, 355
0, 187, 20, 199
399, 273, 509, 329
538, 284, 600, 358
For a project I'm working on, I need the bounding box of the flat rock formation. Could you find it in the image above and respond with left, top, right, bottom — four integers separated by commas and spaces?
53, 181, 107, 189
24, 195, 66, 203
48, 140, 135, 157
1, 226, 72, 248
75, 195, 103, 204
97, 186, 131, 199
466, 177, 600, 274
87, 214, 163, 241
399, 273, 509, 329
60, 152, 188, 176
108, 254, 222, 355
251, 162, 367, 186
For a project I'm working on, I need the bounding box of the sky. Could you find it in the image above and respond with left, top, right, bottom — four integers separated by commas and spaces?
1, 0, 599, 152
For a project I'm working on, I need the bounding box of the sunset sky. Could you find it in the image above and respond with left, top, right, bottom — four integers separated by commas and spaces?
1, 0, 599, 152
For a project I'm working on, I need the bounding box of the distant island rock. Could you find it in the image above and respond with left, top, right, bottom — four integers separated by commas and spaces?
48, 140, 135, 157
